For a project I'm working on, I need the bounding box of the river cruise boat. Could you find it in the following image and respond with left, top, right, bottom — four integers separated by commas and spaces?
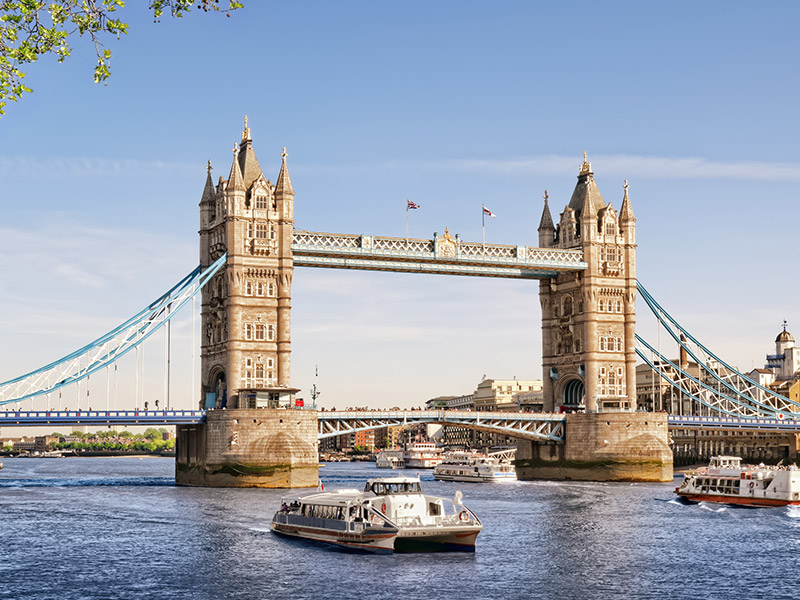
433, 450, 517, 483
376, 450, 405, 469
675, 455, 800, 507
403, 442, 443, 468
271, 476, 482, 553
270, 489, 399, 553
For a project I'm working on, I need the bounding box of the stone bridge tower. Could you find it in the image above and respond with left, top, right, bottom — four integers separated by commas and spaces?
198, 118, 296, 410
519, 155, 671, 482
176, 119, 317, 488
537, 154, 637, 413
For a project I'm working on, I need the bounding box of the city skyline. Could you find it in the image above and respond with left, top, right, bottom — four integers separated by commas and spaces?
2, 2, 799, 411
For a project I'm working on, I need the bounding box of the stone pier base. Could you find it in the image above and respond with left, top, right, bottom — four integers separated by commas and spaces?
516, 412, 673, 482
176, 408, 319, 488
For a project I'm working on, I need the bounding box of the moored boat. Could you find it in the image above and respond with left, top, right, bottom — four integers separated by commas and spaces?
675, 456, 800, 507
376, 449, 405, 469
403, 442, 442, 468
270, 489, 399, 553
433, 450, 517, 483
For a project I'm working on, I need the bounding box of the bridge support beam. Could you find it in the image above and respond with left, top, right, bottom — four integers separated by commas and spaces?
175, 409, 318, 488
516, 412, 672, 482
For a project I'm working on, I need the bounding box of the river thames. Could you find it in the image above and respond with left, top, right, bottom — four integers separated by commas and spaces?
2, 457, 799, 600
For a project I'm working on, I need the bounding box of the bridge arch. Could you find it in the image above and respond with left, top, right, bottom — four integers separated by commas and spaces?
560, 378, 585, 411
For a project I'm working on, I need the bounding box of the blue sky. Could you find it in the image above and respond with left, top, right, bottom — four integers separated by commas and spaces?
1, 1, 799, 412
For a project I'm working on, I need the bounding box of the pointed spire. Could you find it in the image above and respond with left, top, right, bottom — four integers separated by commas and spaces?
228, 142, 245, 191
538, 190, 554, 230
619, 179, 635, 223
201, 160, 215, 204
274, 146, 294, 197
538, 190, 555, 247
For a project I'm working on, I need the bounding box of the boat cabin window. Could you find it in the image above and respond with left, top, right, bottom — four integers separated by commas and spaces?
428, 502, 441, 516
365, 481, 422, 495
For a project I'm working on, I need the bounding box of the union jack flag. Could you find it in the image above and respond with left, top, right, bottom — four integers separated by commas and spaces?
407, 199, 420, 210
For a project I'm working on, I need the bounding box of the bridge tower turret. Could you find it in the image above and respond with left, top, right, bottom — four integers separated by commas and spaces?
539, 154, 637, 413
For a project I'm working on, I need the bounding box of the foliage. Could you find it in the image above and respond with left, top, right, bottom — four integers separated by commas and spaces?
0, 0, 243, 115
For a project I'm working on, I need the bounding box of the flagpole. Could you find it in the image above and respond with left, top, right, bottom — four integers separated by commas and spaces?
406, 199, 409, 242
482, 205, 485, 247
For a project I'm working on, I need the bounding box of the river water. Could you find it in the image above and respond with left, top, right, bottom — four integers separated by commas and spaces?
1, 457, 799, 600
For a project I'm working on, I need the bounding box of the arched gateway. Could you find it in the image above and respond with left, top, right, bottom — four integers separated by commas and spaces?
176, 122, 672, 487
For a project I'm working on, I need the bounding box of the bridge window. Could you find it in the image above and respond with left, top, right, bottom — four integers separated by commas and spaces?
255, 324, 265, 341
256, 223, 267, 238
615, 300, 622, 313
598, 300, 605, 312
605, 222, 616, 235
255, 364, 265, 380
247, 223, 253, 238
245, 370, 252, 386
268, 282, 276, 297
270, 224, 277, 240
245, 281, 253, 296
616, 338, 623, 351
256, 195, 268, 209
599, 338, 606, 352
268, 324, 275, 341
267, 358, 274, 369
245, 324, 254, 341
256, 281, 264, 296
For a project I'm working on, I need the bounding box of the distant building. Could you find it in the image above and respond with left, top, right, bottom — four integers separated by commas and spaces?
473, 379, 542, 411
765, 323, 800, 381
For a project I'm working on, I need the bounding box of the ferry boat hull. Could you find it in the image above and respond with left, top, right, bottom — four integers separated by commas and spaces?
394, 525, 482, 552
271, 514, 397, 554
675, 492, 800, 508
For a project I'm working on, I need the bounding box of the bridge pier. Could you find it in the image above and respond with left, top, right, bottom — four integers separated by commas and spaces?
516, 412, 673, 482
175, 409, 318, 488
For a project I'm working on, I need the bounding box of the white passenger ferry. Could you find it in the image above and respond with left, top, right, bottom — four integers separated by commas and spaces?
271, 476, 482, 552
675, 456, 800, 507
403, 442, 442, 468
434, 450, 517, 483
376, 449, 405, 469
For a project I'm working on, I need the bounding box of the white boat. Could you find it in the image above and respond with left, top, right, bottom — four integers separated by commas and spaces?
271, 476, 482, 553
403, 442, 442, 468
376, 449, 405, 469
271, 489, 399, 553
675, 456, 800, 507
434, 450, 517, 483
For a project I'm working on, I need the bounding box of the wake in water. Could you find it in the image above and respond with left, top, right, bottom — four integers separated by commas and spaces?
0, 476, 174, 488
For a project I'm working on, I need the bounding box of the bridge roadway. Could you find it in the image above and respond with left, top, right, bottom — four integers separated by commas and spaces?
4, 410, 800, 439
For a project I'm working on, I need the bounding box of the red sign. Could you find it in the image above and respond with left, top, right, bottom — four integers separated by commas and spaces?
295, 399, 304, 407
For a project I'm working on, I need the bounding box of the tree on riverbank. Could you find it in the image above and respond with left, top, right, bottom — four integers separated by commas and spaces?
0, 0, 243, 115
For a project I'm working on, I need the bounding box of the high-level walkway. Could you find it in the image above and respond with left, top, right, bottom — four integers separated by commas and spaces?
292, 231, 587, 279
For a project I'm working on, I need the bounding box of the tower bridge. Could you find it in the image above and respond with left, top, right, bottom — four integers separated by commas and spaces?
6, 120, 798, 486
